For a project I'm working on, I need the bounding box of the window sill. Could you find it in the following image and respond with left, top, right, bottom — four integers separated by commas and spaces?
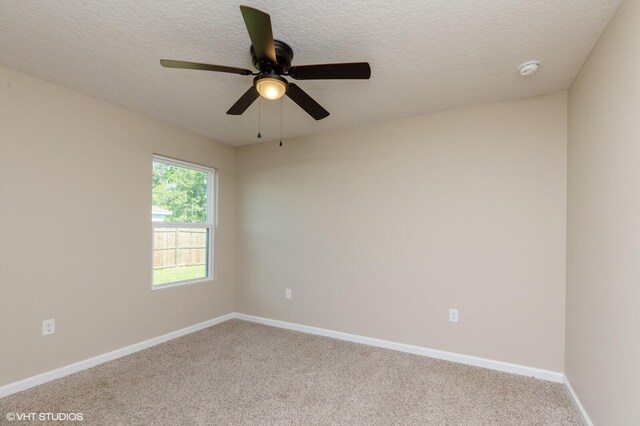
151, 277, 214, 291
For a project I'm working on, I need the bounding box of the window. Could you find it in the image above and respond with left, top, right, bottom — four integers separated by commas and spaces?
152, 155, 215, 289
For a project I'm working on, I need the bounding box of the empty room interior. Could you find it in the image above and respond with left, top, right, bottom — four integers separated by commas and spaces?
0, 1, 638, 424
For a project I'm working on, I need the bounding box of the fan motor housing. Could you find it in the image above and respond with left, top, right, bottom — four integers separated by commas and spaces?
251, 39, 294, 74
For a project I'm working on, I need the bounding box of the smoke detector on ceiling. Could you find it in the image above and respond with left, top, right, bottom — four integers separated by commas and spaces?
518, 60, 541, 77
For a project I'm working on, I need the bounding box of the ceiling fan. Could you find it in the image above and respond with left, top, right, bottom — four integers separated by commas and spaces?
160, 5, 371, 120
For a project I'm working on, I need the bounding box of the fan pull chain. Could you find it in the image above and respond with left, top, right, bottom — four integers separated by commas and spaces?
257, 98, 262, 139
279, 98, 283, 147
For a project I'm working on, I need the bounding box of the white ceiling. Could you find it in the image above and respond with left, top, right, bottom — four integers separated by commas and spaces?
0, 1, 621, 146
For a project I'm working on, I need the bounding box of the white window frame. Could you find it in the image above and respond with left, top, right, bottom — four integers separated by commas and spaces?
151, 154, 216, 290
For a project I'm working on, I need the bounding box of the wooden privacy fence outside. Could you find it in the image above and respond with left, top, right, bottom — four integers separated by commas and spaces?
153, 228, 207, 269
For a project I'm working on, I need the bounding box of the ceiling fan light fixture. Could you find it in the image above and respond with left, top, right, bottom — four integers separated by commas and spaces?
254, 75, 288, 100
161, 6, 369, 119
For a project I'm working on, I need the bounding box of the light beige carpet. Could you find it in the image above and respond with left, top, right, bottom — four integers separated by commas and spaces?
1, 320, 581, 425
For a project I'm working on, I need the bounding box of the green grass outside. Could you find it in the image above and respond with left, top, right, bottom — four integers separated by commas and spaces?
153, 265, 207, 286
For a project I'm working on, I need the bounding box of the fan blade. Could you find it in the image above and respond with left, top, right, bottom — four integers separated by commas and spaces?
240, 6, 277, 63
227, 86, 260, 115
286, 84, 329, 120
288, 62, 371, 80
160, 59, 252, 75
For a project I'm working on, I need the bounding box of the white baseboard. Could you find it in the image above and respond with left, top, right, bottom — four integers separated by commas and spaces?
233, 313, 565, 383
0, 313, 235, 398
564, 376, 593, 426
1, 311, 566, 400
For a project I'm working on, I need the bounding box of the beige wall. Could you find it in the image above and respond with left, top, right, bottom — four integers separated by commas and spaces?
566, 1, 640, 424
236, 92, 568, 372
0, 66, 236, 387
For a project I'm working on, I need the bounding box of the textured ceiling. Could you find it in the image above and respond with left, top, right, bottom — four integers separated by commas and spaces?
0, 1, 621, 146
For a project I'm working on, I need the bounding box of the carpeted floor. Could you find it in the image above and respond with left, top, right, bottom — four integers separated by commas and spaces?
1, 320, 581, 425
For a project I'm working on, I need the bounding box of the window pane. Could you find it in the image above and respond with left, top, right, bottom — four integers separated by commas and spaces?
152, 161, 208, 224
153, 227, 209, 286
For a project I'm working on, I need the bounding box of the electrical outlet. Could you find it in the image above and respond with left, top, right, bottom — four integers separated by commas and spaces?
42, 319, 55, 336
285, 288, 292, 299
449, 309, 459, 323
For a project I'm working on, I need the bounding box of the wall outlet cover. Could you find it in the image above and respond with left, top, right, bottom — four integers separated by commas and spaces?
42, 319, 56, 336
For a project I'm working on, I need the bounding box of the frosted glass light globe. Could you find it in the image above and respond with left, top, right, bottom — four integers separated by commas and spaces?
256, 77, 287, 100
